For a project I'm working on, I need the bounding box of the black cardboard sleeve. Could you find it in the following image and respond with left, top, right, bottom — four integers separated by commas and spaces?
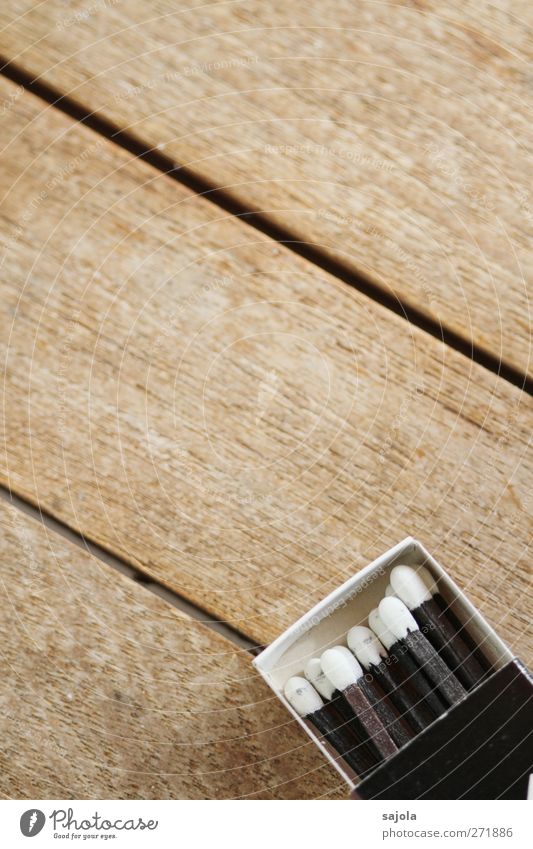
352, 659, 533, 800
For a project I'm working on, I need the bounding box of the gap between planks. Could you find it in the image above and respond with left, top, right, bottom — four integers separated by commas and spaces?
0, 56, 531, 398
0, 484, 257, 653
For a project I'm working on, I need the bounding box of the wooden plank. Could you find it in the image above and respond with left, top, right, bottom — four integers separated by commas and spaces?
0, 0, 532, 374
0, 78, 532, 662
0, 499, 343, 798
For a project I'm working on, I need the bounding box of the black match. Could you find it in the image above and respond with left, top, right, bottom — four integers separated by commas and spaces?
284, 676, 375, 778
348, 625, 435, 733
379, 597, 467, 708
369, 607, 448, 718
390, 564, 487, 690
321, 646, 399, 762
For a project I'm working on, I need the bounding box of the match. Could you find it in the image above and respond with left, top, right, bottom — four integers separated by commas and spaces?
378, 597, 467, 707
368, 606, 448, 718
304, 658, 378, 775
284, 676, 373, 777
390, 564, 486, 689
417, 564, 492, 677
347, 625, 435, 733
320, 646, 399, 761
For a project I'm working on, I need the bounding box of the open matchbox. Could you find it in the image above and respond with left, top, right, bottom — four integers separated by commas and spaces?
253, 537, 533, 799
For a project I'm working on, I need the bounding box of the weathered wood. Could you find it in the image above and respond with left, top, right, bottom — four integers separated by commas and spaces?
0, 0, 531, 373
0, 499, 343, 798
0, 78, 531, 663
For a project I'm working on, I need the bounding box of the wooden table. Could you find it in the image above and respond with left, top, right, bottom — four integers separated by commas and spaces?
0, 1, 531, 799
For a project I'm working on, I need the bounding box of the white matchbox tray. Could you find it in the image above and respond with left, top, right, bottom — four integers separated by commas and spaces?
253, 537, 513, 789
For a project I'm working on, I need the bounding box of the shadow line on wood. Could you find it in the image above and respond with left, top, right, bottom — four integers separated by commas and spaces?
0, 484, 257, 652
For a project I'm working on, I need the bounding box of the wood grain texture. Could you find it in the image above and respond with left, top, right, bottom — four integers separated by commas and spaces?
0, 0, 531, 374
0, 499, 344, 798
0, 78, 531, 662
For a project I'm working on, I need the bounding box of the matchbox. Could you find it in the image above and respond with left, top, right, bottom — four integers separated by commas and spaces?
253, 537, 533, 799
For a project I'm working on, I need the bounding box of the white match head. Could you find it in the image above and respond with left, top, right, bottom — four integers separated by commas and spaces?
284, 676, 323, 717
347, 625, 387, 669
379, 596, 419, 640
418, 565, 439, 596
368, 607, 396, 650
335, 645, 356, 659
385, 584, 397, 598
390, 564, 431, 609
321, 646, 363, 691
304, 658, 335, 700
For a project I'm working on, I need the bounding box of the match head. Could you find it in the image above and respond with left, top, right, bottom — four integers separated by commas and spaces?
390, 564, 431, 609
347, 625, 387, 669
304, 658, 335, 700
417, 565, 439, 596
335, 645, 356, 659
321, 646, 364, 691
379, 596, 419, 640
368, 607, 396, 650
284, 676, 324, 717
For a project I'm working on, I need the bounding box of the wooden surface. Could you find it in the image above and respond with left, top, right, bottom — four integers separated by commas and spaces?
1, 77, 531, 664
1, 0, 532, 375
0, 498, 344, 798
